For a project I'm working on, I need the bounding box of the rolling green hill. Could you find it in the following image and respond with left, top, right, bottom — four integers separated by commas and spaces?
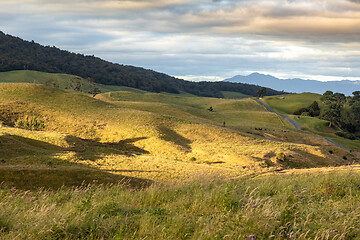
262, 93, 322, 115
1, 83, 357, 187
0, 83, 359, 239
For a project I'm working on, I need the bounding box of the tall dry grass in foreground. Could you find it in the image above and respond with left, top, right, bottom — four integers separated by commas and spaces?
0, 170, 359, 240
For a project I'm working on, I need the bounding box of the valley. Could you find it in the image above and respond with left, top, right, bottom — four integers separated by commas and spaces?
1, 1, 360, 237
0, 72, 359, 239
0, 73, 358, 187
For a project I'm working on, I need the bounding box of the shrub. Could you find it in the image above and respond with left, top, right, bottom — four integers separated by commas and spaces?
190, 157, 197, 161
14, 116, 45, 130
15, 118, 24, 128
276, 152, 286, 162
335, 132, 359, 140
293, 107, 308, 115
308, 101, 320, 116
293, 101, 320, 117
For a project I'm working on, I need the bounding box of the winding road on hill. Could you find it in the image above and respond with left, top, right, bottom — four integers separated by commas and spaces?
254, 99, 350, 151
255, 99, 302, 130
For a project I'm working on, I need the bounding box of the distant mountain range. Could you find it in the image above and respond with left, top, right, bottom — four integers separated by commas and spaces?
0, 31, 285, 98
224, 73, 360, 96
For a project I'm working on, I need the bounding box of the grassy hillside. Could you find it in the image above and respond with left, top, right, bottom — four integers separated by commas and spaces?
263, 93, 322, 115
1, 83, 357, 187
263, 93, 360, 151
221, 91, 251, 99
1, 83, 359, 239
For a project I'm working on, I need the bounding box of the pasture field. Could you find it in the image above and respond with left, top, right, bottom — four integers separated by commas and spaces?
0, 82, 356, 185
262, 93, 322, 115
0, 76, 359, 239
221, 91, 251, 99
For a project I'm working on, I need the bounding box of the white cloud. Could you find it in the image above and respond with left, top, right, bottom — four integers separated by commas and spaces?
0, 0, 360, 81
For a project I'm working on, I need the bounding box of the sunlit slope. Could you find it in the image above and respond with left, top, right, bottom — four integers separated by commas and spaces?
0, 83, 356, 185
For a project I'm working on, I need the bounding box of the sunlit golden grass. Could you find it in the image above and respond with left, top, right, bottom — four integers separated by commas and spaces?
0, 82, 359, 239
0, 83, 358, 188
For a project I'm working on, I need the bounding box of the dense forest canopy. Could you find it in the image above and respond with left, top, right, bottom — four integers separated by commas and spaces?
0, 31, 285, 98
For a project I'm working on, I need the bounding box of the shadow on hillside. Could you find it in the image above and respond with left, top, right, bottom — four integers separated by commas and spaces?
0, 167, 153, 190
0, 134, 152, 190
108, 169, 163, 173
0, 134, 63, 159
157, 126, 192, 152
278, 148, 356, 169
64, 135, 149, 161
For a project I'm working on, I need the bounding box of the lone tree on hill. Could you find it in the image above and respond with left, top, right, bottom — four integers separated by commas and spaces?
257, 87, 267, 99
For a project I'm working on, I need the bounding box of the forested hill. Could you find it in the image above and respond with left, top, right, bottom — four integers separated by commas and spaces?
0, 31, 285, 97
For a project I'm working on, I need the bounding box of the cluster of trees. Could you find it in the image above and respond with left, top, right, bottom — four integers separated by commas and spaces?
294, 91, 360, 139
0, 31, 285, 98
320, 91, 360, 139
257, 87, 267, 99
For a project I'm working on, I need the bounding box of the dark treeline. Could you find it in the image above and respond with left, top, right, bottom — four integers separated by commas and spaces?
0, 31, 284, 98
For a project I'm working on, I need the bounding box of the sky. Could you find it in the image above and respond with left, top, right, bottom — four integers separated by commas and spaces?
1, 0, 360, 82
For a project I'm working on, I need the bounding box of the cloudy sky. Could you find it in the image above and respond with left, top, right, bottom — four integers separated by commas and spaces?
1, 0, 360, 81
